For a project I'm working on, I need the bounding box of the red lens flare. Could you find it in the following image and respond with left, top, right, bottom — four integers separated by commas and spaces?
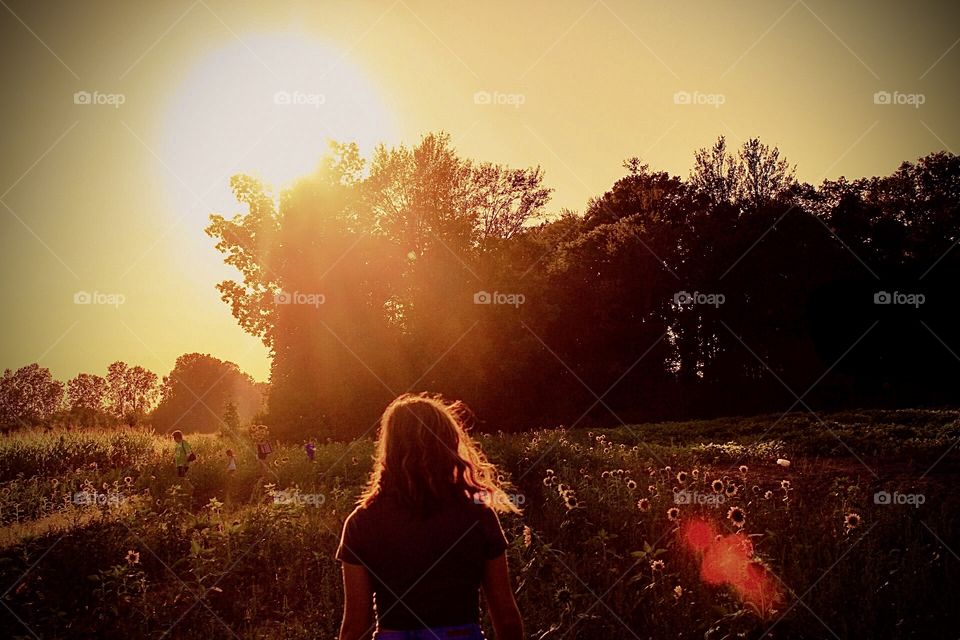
681, 517, 783, 616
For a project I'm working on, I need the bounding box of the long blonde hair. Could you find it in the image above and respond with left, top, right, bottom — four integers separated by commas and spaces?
359, 393, 520, 515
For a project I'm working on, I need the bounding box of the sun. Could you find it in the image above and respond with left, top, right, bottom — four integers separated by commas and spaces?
160, 32, 395, 218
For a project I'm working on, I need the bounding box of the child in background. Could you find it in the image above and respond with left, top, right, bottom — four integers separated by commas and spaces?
256, 439, 272, 475
226, 449, 237, 474
305, 441, 316, 463
172, 430, 194, 477
250, 424, 273, 477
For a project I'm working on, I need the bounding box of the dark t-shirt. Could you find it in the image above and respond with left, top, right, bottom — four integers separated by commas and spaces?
336, 493, 508, 630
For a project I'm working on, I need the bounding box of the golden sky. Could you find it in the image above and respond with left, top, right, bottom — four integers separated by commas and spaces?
1, 0, 957, 383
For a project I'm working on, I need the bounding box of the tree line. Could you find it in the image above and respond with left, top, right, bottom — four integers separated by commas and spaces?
204, 133, 960, 441
0, 354, 264, 434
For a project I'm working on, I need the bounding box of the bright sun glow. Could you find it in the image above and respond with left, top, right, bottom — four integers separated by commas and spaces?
161, 32, 395, 218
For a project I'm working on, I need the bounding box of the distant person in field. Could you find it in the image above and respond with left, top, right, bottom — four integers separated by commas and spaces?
225, 448, 237, 474
172, 430, 194, 477
305, 441, 316, 463
337, 393, 524, 640
249, 424, 275, 480
256, 437, 272, 475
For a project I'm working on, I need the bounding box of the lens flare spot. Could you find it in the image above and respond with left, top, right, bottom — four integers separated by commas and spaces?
680, 517, 783, 617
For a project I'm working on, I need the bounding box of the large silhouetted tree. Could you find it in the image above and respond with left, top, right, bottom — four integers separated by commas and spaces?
205, 132, 960, 440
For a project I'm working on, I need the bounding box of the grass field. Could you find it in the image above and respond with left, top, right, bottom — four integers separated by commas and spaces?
0, 409, 958, 639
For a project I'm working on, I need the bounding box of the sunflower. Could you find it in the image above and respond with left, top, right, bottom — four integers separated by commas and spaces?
650, 559, 665, 571
725, 484, 739, 497
667, 507, 680, 521
637, 498, 651, 512
844, 512, 862, 531
727, 506, 747, 528
627, 479, 637, 490
711, 479, 724, 493
780, 479, 792, 490
676, 471, 688, 483
738, 465, 748, 474
125, 550, 140, 566
764, 490, 773, 500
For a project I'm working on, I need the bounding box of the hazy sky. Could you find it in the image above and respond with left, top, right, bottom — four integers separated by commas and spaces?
1, 0, 958, 383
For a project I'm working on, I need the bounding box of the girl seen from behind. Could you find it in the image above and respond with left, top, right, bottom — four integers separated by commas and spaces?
337, 393, 524, 640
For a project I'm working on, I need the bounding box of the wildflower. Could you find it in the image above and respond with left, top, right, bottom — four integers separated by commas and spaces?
667, 507, 680, 521
676, 471, 688, 483
637, 498, 651, 512
691, 469, 699, 479
777, 458, 791, 468
650, 559, 665, 571
727, 506, 747, 528
123, 476, 133, 485
844, 512, 861, 531
711, 479, 724, 493
738, 465, 748, 474
626, 480, 637, 490
125, 550, 140, 566
764, 490, 773, 500
780, 480, 791, 490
